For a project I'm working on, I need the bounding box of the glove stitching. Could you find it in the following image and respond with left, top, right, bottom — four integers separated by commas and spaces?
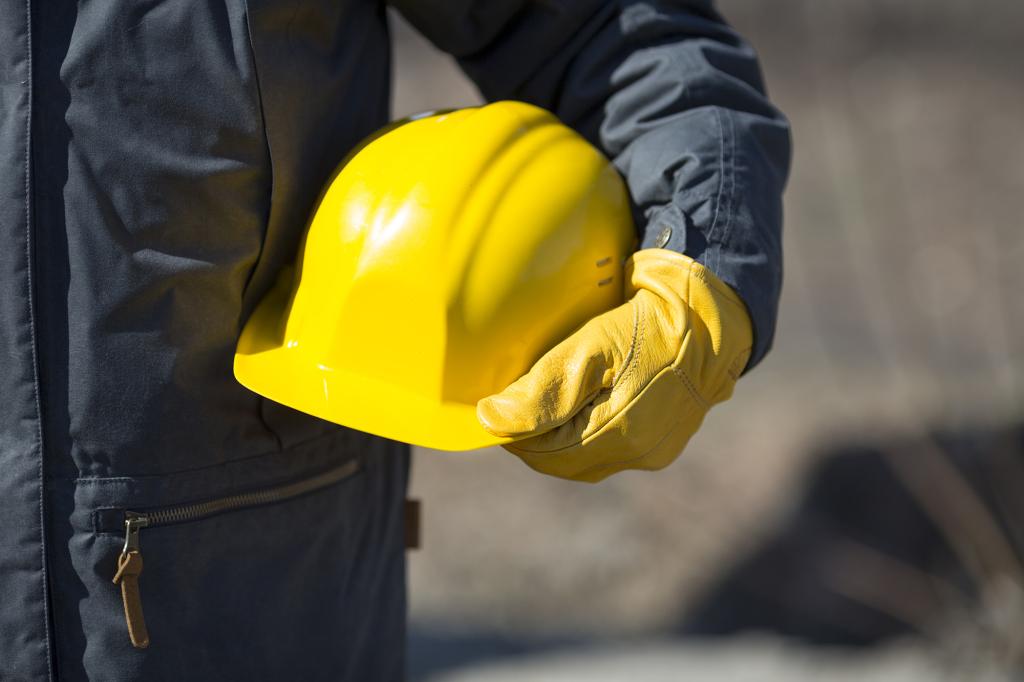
571, 404, 697, 481
508, 355, 686, 458
507, 307, 644, 455
669, 266, 710, 411
671, 365, 710, 411
610, 299, 643, 391
726, 348, 752, 382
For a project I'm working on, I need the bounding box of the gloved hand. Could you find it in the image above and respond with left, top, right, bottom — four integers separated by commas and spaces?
476, 248, 753, 483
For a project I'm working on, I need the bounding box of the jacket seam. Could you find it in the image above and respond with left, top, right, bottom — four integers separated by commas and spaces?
56, 428, 347, 484
238, 0, 284, 451
716, 108, 737, 273
23, 1, 56, 677
237, 0, 275, 305
704, 106, 726, 264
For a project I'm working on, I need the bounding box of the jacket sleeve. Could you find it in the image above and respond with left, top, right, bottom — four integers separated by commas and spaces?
389, 0, 791, 369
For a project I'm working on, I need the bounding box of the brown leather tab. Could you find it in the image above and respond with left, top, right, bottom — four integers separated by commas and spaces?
404, 498, 421, 550
113, 551, 150, 649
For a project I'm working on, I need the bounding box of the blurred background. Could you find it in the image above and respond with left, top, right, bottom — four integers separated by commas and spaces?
393, 2, 1024, 680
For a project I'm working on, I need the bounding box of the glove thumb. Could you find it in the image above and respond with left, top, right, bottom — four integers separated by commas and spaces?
477, 300, 637, 438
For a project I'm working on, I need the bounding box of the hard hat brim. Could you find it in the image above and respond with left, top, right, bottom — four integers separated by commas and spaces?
234, 274, 516, 452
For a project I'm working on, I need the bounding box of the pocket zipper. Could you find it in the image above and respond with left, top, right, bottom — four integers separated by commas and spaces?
111, 458, 361, 649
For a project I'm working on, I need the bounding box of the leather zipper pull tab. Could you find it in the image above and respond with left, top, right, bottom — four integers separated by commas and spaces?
113, 513, 150, 649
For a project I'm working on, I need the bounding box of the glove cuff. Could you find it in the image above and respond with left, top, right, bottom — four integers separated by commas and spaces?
628, 248, 754, 402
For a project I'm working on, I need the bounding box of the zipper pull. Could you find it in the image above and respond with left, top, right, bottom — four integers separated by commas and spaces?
113, 512, 150, 649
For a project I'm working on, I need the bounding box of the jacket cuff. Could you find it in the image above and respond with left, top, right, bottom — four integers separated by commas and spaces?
637, 204, 778, 373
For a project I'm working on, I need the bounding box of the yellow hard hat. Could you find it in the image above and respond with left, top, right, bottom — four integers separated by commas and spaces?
234, 101, 636, 451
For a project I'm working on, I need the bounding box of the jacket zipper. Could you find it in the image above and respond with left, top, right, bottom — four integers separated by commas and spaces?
111, 458, 361, 649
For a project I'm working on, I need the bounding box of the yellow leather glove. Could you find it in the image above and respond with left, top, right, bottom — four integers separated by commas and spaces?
476, 248, 753, 483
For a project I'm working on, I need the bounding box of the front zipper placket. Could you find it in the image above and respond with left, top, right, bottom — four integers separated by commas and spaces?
110, 458, 361, 649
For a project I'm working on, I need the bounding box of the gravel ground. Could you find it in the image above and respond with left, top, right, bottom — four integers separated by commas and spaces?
421, 638, 1015, 682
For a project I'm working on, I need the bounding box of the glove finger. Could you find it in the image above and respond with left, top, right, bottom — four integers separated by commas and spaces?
477, 300, 638, 438
507, 364, 709, 482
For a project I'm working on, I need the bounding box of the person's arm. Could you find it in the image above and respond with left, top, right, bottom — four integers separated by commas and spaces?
390, 0, 790, 367
391, 0, 791, 481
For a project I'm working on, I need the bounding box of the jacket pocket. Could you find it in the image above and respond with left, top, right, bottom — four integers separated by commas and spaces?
95, 458, 361, 650
56, 430, 408, 681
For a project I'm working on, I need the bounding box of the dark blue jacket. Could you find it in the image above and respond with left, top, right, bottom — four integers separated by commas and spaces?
0, 1, 789, 679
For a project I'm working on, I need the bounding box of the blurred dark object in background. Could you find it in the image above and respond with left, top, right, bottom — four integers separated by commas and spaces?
682, 421, 1024, 668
